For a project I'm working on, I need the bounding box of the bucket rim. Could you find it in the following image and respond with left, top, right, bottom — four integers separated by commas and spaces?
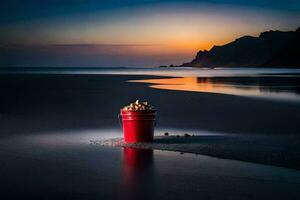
120, 109, 156, 114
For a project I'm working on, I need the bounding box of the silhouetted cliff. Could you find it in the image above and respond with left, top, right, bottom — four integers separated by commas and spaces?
181, 27, 300, 68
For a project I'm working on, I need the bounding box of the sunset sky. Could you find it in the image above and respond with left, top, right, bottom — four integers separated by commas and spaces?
1, 0, 299, 67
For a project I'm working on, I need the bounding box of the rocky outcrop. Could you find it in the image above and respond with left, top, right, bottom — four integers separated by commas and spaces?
181, 27, 300, 68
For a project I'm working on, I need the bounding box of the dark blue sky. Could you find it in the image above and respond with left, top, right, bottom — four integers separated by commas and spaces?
1, 0, 299, 67
1, 0, 299, 25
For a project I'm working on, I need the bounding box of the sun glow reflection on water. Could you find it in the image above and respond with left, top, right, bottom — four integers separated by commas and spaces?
129, 76, 300, 102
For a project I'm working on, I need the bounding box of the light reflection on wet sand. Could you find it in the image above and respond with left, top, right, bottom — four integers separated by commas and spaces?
119, 147, 155, 200
129, 77, 300, 102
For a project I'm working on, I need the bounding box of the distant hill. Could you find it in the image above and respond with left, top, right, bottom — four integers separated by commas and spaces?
181, 27, 300, 68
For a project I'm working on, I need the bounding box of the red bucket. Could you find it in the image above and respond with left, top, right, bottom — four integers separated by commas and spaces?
120, 109, 156, 143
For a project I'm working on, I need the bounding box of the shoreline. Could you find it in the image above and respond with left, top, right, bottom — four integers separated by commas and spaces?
91, 134, 300, 171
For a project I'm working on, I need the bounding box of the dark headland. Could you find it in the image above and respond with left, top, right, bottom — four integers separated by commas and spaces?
178, 27, 300, 68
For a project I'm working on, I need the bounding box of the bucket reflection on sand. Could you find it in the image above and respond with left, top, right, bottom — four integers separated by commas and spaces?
120, 147, 155, 200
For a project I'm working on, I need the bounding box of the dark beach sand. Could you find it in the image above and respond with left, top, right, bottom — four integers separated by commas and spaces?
1, 73, 300, 199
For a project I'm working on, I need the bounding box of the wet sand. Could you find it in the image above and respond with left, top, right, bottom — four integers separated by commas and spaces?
1, 73, 300, 199
93, 134, 300, 170
1, 137, 300, 200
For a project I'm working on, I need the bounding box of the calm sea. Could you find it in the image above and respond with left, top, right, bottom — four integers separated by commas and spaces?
1, 66, 300, 77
